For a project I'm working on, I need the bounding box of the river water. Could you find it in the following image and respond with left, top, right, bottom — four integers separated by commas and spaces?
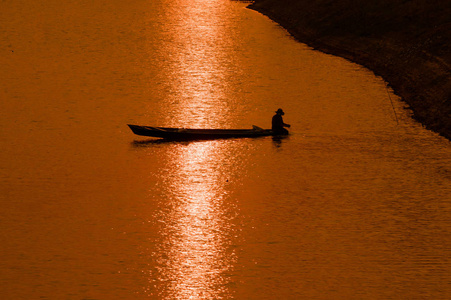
1, 0, 450, 299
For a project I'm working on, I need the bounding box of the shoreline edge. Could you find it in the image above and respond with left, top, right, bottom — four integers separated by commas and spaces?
248, 0, 450, 140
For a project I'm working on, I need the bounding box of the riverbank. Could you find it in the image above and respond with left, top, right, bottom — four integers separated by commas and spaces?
248, 0, 450, 140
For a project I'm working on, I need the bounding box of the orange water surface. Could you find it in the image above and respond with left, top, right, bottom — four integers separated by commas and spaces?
1, 0, 450, 299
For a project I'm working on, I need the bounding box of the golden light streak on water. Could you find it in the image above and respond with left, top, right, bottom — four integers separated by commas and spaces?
153, 141, 237, 299
156, 0, 238, 128
146, 7, 242, 296
148, 4, 239, 295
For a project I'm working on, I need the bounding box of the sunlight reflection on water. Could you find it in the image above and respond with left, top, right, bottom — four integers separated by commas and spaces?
146, 5, 246, 296
157, 0, 235, 128
152, 141, 240, 299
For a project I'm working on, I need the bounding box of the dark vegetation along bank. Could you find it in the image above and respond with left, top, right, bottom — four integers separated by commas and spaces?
249, 0, 451, 140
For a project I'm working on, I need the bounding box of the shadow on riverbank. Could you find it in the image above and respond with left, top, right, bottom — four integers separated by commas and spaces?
248, 0, 450, 140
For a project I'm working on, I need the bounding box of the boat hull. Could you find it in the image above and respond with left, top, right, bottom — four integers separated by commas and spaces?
127, 124, 285, 140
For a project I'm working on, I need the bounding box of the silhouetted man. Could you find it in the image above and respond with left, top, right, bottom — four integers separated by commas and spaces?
272, 108, 290, 134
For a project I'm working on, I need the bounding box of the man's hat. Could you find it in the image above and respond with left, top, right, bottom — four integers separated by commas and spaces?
275, 108, 284, 115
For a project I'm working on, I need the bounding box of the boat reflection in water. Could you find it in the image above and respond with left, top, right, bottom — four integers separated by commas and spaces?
149, 140, 240, 299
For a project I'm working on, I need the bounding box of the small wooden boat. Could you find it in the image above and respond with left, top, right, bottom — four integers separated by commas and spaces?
127, 124, 287, 140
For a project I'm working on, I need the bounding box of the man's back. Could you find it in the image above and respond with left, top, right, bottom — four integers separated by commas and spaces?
272, 114, 284, 131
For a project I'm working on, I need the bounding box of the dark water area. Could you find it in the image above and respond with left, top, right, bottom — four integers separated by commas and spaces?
1, 0, 450, 299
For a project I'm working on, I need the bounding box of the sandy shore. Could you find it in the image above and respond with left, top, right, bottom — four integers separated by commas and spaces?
249, 0, 450, 140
